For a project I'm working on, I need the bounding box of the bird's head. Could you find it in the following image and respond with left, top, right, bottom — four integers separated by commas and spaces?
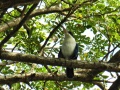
63, 29, 74, 38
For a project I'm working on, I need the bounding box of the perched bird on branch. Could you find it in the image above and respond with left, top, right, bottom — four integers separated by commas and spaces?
58, 29, 78, 78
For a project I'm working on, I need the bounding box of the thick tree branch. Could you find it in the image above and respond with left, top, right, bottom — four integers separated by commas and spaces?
0, 4, 38, 49
108, 50, 120, 63
108, 76, 120, 90
0, 17, 22, 32
30, 7, 71, 18
79, 50, 120, 80
0, 7, 71, 33
0, 72, 110, 85
0, 0, 40, 9
0, 51, 120, 72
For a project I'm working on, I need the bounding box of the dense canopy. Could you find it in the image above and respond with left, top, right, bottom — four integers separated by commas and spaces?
0, 0, 120, 90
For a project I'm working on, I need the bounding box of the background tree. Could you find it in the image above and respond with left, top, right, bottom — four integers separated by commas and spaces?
0, 0, 120, 89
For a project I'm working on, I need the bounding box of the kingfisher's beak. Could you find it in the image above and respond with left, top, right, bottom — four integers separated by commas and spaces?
63, 29, 68, 35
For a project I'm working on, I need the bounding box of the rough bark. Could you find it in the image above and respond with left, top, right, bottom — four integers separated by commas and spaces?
0, 51, 120, 72
109, 76, 120, 90
0, 7, 70, 32
0, 72, 101, 85
0, 0, 40, 9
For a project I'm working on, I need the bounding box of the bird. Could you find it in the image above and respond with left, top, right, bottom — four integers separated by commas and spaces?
58, 29, 78, 78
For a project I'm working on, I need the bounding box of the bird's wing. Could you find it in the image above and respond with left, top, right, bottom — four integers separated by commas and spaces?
70, 43, 78, 59
58, 48, 65, 58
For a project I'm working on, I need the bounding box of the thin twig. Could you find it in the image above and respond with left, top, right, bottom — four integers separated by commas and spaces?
101, 43, 120, 61
93, 82, 106, 90
11, 41, 20, 52
101, 26, 112, 61
39, 2, 82, 54
38, 8, 73, 53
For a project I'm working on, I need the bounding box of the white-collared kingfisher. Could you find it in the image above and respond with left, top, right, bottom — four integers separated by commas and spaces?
58, 29, 78, 78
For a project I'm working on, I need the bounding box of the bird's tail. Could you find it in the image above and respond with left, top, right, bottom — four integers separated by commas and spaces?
66, 67, 74, 78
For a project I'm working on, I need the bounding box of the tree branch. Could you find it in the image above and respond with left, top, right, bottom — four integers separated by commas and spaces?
0, 51, 120, 72
93, 82, 106, 90
108, 76, 120, 90
78, 50, 120, 82
0, 4, 38, 49
0, 72, 110, 85
0, 7, 71, 33
38, 0, 91, 53
38, 9, 72, 53
0, 0, 40, 9
0, 17, 21, 32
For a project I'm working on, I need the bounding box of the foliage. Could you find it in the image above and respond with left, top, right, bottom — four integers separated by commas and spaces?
0, 0, 120, 89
